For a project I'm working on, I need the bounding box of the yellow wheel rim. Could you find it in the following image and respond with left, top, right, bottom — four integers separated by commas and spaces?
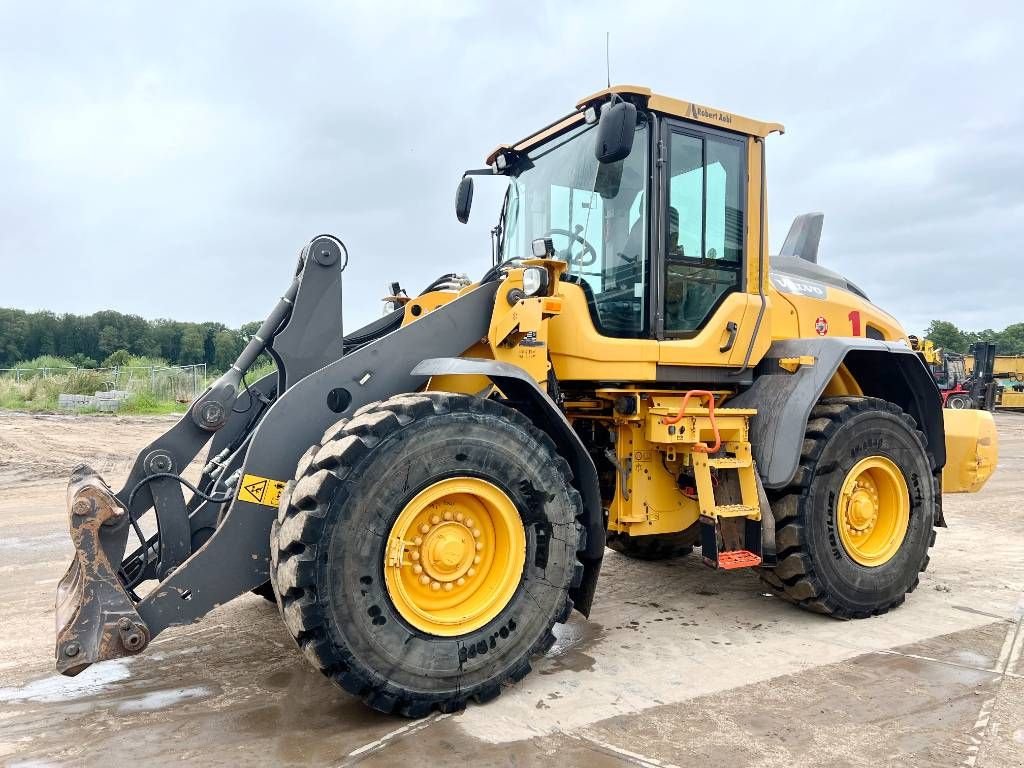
383, 478, 526, 636
836, 456, 910, 567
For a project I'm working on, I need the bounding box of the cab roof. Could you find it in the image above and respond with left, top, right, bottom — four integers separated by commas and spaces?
486, 84, 784, 164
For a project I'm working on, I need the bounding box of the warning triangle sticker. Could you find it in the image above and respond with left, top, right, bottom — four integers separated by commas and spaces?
243, 479, 267, 502
237, 474, 285, 507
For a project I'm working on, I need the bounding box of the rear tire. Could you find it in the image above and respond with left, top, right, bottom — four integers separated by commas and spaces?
760, 397, 938, 618
606, 530, 694, 561
270, 392, 584, 717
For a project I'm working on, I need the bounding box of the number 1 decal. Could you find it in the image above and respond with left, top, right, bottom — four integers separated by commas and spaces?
848, 310, 862, 337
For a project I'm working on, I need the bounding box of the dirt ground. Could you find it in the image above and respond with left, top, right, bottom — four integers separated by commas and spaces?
0, 410, 1021, 768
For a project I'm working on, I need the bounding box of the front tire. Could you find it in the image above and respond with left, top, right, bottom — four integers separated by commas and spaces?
761, 397, 938, 618
270, 392, 584, 717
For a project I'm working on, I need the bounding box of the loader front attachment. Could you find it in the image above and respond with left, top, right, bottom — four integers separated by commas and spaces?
56, 466, 147, 675
54, 233, 498, 676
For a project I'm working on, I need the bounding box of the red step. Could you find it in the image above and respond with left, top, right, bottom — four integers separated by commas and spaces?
715, 550, 762, 570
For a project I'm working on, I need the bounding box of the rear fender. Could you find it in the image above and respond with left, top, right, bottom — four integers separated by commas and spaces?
412, 357, 605, 617
730, 339, 948, 510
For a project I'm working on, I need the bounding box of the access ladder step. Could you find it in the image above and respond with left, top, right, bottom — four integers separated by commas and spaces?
707, 457, 751, 469
711, 504, 760, 519
714, 550, 763, 570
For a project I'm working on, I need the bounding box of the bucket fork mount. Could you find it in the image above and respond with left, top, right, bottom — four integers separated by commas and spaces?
54, 234, 353, 675
54, 234, 501, 676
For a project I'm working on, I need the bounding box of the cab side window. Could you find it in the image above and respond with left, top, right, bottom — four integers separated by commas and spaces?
665, 130, 745, 334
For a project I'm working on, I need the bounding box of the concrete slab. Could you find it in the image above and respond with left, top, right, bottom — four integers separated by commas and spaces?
0, 410, 1021, 766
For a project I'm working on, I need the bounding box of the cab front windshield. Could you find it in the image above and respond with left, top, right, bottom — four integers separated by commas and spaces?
498, 117, 649, 337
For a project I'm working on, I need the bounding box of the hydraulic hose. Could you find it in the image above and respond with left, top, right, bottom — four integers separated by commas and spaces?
230, 275, 300, 376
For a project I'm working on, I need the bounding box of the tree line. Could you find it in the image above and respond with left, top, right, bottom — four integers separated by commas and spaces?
2, 306, 1020, 371
922, 321, 1024, 356
0, 307, 260, 370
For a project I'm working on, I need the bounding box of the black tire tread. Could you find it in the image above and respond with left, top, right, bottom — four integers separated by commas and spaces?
759, 396, 940, 618
606, 531, 694, 561
269, 391, 585, 717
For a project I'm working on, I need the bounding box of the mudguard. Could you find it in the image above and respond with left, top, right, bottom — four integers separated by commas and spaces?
411, 357, 605, 616
729, 338, 946, 492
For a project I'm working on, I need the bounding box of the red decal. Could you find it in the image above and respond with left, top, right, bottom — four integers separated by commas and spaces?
815, 316, 829, 336
848, 310, 862, 336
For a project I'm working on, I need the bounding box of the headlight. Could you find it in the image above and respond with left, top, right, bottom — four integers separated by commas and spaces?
522, 267, 549, 297
531, 237, 555, 258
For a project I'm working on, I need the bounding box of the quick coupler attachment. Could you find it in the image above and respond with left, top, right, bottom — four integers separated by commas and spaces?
55, 465, 150, 676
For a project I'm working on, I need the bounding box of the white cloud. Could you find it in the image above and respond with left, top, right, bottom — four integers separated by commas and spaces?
0, 0, 1021, 333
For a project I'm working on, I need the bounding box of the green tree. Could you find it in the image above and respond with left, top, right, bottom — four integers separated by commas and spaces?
178, 326, 206, 364
97, 324, 123, 357
995, 323, 1024, 355
200, 322, 223, 366
151, 319, 184, 362
102, 349, 132, 368
238, 320, 262, 338
212, 330, 244, 371
26, 311, 58, 356
69, 353, 98, 368
0, 309, 29, 365
923, 320, 967, 353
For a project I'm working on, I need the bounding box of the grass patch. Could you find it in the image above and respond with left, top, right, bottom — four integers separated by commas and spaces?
0, 358, 192, 415
0, 356, 275, 416
246, 361, 277, 383
118, 391, 188, 415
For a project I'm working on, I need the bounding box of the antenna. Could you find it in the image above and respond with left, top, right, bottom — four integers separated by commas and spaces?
605, 32, 611, 88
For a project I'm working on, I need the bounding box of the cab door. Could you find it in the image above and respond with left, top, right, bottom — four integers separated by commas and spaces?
654, 120, 767, 371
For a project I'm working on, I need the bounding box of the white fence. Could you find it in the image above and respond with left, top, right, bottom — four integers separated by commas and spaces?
1, 364, 208, 403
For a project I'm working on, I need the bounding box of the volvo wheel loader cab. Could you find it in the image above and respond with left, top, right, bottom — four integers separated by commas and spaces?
54, 86, 998, 718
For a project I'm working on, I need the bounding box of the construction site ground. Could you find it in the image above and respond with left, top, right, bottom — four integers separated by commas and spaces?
0, 410, 1021, 767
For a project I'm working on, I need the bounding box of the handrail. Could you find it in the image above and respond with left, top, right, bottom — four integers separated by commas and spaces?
661, 390, 721, 453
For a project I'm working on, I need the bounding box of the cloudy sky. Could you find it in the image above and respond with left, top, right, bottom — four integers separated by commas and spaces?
2, 1, 1021, 336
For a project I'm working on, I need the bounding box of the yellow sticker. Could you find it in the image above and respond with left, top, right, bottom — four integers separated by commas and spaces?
237, 474, 286, 508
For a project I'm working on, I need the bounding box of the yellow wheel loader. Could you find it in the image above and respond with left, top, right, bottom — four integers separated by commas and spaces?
55, 85, 998, 718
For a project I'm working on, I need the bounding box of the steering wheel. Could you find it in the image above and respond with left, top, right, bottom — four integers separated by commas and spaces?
543, 227, 598, 267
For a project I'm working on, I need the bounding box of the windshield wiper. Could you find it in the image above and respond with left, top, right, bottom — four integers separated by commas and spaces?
493, 185, 512, 265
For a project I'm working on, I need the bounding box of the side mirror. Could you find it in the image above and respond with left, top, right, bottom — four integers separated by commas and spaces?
594, 101, 637, 164
455, 176, 474, 224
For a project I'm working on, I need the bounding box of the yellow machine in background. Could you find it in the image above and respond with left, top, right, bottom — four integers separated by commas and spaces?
966, 352, 1024, 410
997, 388, 1024, 410
966, 353, 1024, 378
